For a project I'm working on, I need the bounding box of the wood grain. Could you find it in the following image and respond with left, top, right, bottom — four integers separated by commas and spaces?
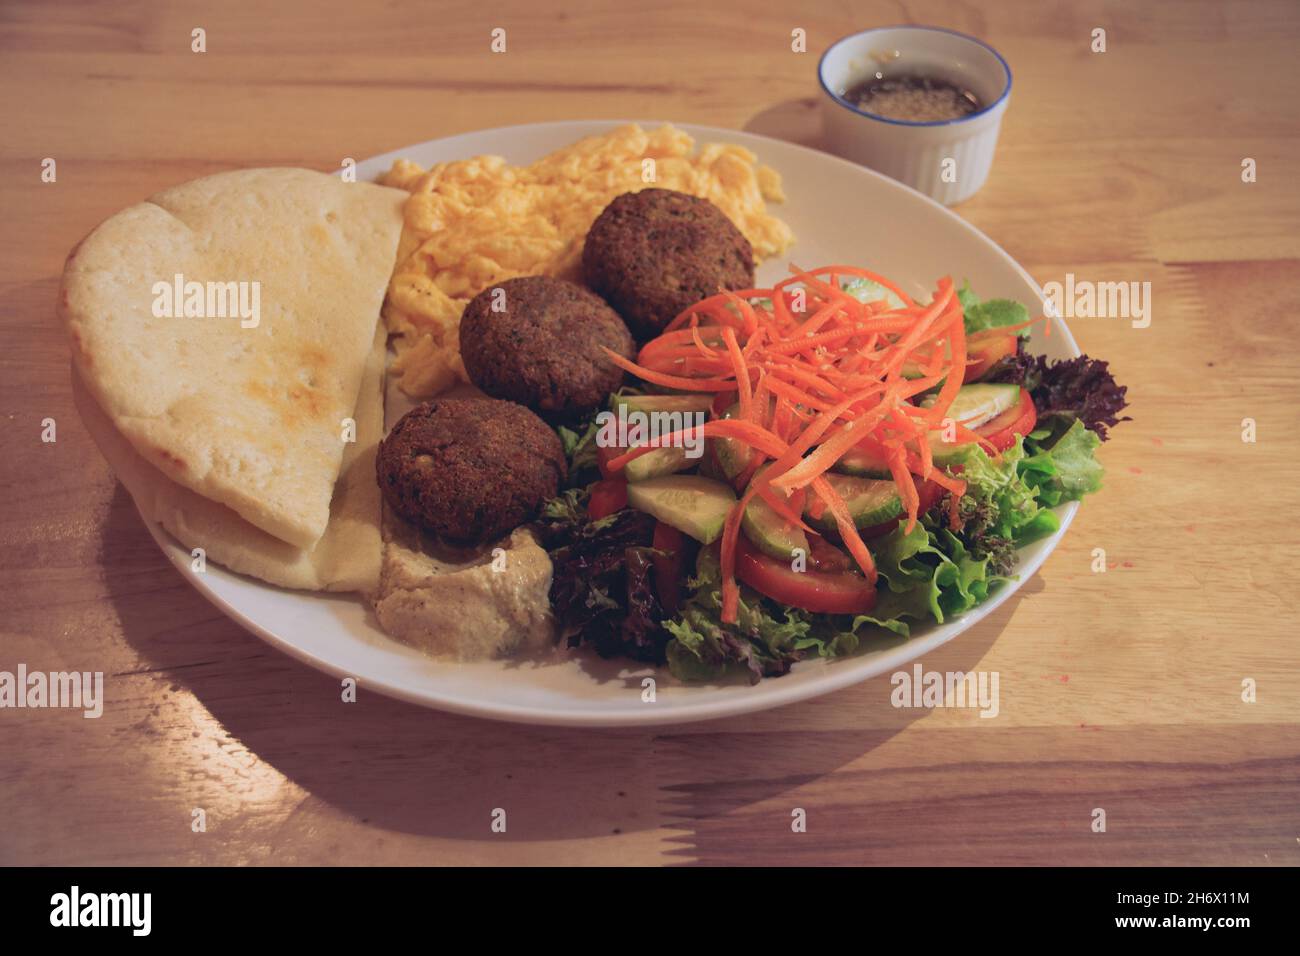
2, 0, 1298, 866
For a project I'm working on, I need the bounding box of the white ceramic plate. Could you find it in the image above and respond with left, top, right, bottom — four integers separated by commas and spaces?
140, 120, 1079, 726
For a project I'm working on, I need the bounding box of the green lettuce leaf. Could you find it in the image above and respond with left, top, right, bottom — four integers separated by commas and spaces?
664, 549, 814, 682
663, 520, 1007, 680
956, 280, 981, 314
542, 485, 591, 523
957, 281, 1032, 338
867, 522, 1006, 626
949, 439, 1057, 543
556, 418, 600, 479
1021, 419, 1104, 505
937, 418, 1104, 575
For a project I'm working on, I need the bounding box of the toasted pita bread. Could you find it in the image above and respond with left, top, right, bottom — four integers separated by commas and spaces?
72, 321, 386, 593
62, 168, 405, 549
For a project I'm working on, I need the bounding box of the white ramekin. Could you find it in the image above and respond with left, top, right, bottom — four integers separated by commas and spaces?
818, 26, 1012, 205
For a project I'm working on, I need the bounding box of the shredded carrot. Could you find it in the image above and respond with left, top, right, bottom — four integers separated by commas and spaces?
753, 480, 815, 534
769, 290, 796, 334
927, 469, 967, 498
779, 266, 852, 311
772, 396, 795, 443
768, 363, 843, 399
601, 347, 735, 392
792, 264, 916, 306
637, 327, 721, 362
886, 444, 921, 534
690, 322, 721, 359
722, 290, 761, 338
764, 375, 836, 413
810, 475, 877, 584
917, 420, 935, 479
637, 347, 728, 373
915, 309, 966, 426
742, 324, 768, 363
719, 482, 760, 622
787, 298, 845, 339
663, 292, 754, 333
720, 327, 753, 422
752, 369, 771, 421
770, 397, 895, 493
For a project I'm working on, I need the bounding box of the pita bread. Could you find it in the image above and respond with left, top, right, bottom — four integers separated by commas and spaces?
72, 321, 386, 593
61, 168, 405, 549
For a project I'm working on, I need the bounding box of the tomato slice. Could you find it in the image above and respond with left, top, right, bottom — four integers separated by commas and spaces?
651, 521, 687, 612
964, 333, 1018, 382
587, 479, 628, 520
734, 536, 876, 615
976, 388, 1038, 451
808, 535, 853, 573
595, 444, 621, 479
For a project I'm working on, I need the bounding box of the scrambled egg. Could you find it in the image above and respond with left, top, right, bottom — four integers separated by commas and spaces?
380, 124, 794, 397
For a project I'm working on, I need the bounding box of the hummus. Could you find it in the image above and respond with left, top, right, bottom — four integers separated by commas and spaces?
373, 509, 556, 660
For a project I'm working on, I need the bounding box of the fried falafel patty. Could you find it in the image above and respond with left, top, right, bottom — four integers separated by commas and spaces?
582, 188, 755, 341
377, 397, 566, 545
459, 276, 634, 416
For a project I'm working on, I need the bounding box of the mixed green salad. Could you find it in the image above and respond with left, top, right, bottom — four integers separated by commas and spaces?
539, 268, 1129, 682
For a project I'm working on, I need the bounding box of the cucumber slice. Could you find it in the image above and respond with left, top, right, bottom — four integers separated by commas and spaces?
805, 472, 902, 532
834, 445, 891, 479
841, 277, 906, 310
923, 383, 1022, 463
901, 364, 950, 388
923, 383, 1019, 429
608, 393, 710, 481
901, 340, 950, 382
712, 401, 771, 480
610, 393, 714, 416
833, 385, 1020, 479
740, 467, 809, 561
624, 445, 692, 482
900, 362, 927, 381
928, 433, 972, 466
626, 475, 737, 545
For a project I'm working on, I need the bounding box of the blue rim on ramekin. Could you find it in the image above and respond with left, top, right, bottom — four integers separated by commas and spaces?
817, 25, 1013, 128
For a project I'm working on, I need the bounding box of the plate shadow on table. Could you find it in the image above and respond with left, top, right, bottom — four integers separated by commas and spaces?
742, 98, 826, 151
100, 485, 1034, 848
649, 576, 1039, 861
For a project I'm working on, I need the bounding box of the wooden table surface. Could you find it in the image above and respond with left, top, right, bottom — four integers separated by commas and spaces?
3, 0, 1299, 867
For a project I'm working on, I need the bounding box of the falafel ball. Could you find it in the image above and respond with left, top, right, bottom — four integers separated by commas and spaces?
376, 397, 566, 545
459, 275, 634, 417
582, 188, 755, 341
